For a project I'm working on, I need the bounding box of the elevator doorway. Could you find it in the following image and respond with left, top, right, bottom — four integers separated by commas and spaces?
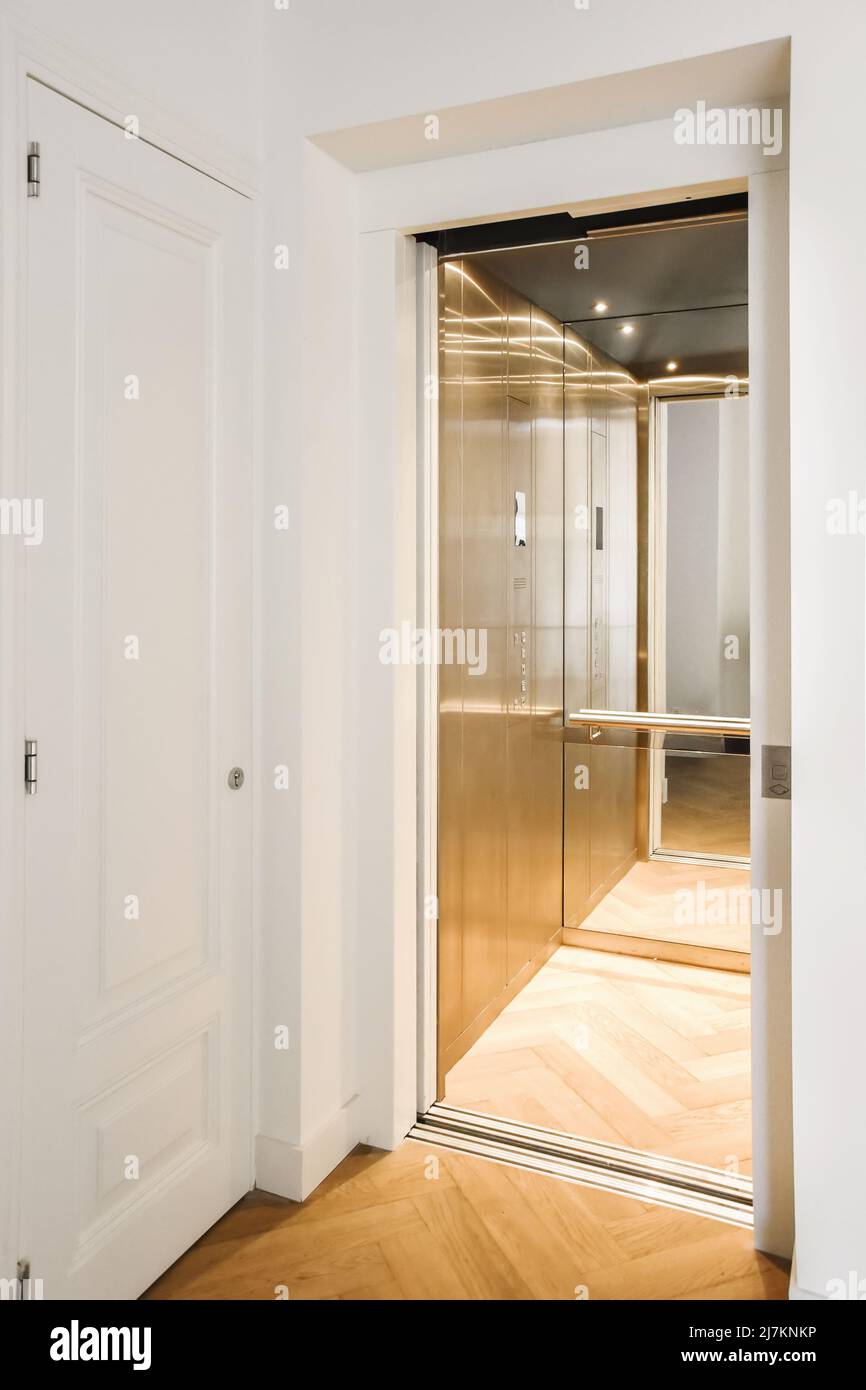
425, 196, 756, 1216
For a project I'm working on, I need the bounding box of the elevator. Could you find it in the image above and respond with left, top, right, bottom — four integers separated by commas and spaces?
438, 254, 649, 1081
432, 197, 753, 1190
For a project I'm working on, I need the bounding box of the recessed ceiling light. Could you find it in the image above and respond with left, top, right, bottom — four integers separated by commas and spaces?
592, 300, 608, 313
620, 324, 635, 335
666, 360, 679, 371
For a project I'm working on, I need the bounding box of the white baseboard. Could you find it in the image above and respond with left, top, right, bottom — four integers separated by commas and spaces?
255, 1094, 361, 1203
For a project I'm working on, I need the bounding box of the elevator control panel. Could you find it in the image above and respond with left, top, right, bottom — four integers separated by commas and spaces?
592, 611, 604, 684
512, 629, 529, 711
761, 744, 791, 800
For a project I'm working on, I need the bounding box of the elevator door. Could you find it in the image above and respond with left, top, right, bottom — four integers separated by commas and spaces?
20, 81, 253, 1298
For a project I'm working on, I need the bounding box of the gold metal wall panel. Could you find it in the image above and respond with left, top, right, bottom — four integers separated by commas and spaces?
437, 261, 465, 1056
564, 741, 591, 926
607, 384, 639, 714
458, 261, 508, 1031
589, 426, 609, 718
590, 742, 639, 893
505, 390, 534, 981
564, 330, 591, 719
592, 383, 639, 890
635, 384, 650, 714
635, 383, 651, 855
529, 305, 565, 965
568, 341, 642, 917
506, 719, 536, 980
563, 328, 592, 927
437, 266, 567, 1075
506, 291, 532, 406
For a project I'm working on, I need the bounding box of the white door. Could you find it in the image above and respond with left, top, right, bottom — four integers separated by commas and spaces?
21, 81, 253, 1299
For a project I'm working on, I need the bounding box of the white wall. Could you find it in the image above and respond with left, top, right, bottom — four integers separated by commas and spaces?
289, 0, 792, 136
355, 230, 419, 1150
254, 11, 365, 1199
787, 8, 866, 1299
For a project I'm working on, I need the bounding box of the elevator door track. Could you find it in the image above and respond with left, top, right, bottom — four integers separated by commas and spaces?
410, 1103, 752, 1228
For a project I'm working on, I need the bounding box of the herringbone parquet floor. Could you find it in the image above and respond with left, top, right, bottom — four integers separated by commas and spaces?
579, 860, 752, 952
444, 945, 751, 1173
143, 1140, 785, 1301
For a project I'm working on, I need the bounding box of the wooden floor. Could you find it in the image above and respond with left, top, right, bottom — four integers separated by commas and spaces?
445, 945, 751, 1173
579, 858, 752, 953
143, 1140, 787, 1301
143, 842, 757, 1303
661, 752, 750, 858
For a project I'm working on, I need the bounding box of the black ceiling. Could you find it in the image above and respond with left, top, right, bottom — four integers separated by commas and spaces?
425, 195, 748, 380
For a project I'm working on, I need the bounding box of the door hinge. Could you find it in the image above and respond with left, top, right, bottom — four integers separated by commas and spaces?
25, 738, 37, 794
27, 141, 40, 197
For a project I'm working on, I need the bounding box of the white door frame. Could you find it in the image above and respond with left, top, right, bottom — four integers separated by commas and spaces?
356, 120, 792, 1257
0, 12, 258, 1286
416, 241, 439, 1116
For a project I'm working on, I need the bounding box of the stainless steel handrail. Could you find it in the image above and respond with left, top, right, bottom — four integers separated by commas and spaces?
568, 709, 751, 739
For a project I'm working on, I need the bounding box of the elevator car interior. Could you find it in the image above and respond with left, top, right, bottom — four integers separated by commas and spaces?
428, 196, 753, 1207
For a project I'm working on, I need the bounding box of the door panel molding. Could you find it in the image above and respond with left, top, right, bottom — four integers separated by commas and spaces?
19, 79, 254, 1299
1, 13, 257, 196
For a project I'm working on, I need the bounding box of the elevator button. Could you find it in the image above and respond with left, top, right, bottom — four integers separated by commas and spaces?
761, 745, 791, 800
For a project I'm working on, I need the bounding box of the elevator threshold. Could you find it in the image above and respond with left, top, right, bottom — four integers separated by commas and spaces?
409, 1103, 752, 1229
